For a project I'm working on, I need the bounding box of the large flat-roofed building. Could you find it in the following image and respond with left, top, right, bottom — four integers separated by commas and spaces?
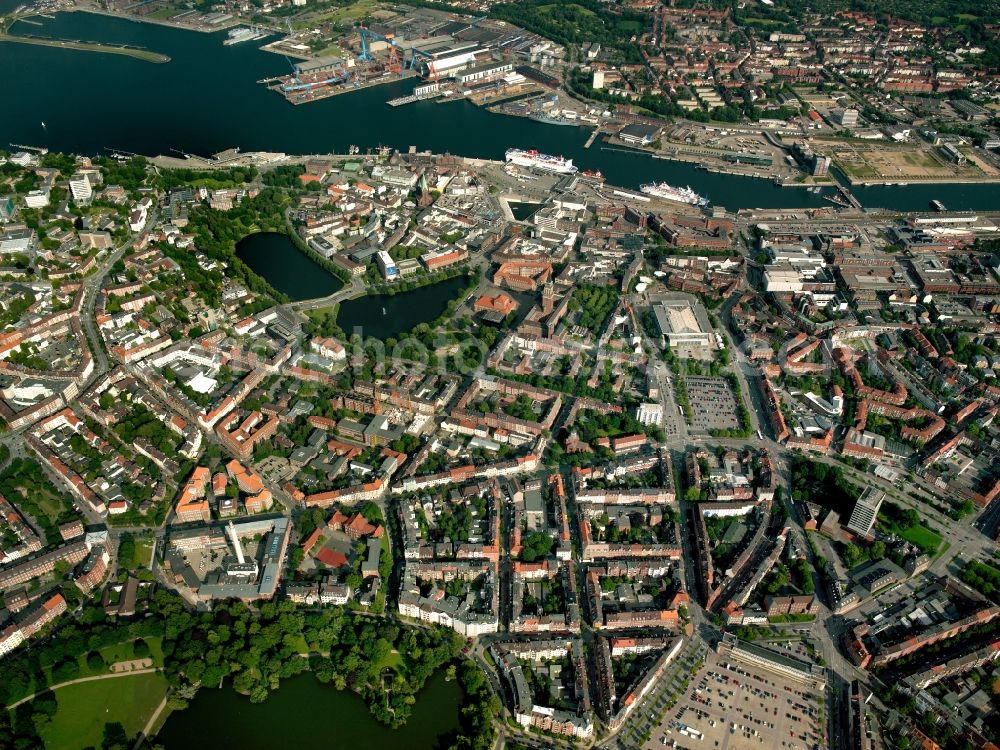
718, 633, 826, 689
846, 486, 884, 538
294, 55, 346, 76
619, 123, 661, 146
455, 60, 514, 84
165, 516, 291, 601
763, 266, 805, 293
410, 39, 482, 77
652, 299, 714, 356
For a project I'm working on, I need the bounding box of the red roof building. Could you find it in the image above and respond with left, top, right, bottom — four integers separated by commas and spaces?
315, 548, 348, 568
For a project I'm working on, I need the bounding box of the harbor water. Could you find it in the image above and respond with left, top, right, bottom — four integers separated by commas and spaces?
4, 12, 1000, 211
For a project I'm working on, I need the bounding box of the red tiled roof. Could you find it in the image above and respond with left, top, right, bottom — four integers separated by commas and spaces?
314, 548, 348, 568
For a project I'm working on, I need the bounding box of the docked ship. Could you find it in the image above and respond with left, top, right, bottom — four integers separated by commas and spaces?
639, 182, 709, 207
505, 148, 578, 175
224, 26, 267, 46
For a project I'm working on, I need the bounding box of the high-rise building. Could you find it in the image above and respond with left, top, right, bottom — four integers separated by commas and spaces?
846, 486, 884, 538
812, 155, 830, 176
838, 108, 859, 128
376, 250, 398, 281
23, 189, 49, 209
69, 175, 94, 204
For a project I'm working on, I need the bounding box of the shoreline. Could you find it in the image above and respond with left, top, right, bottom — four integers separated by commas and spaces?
843, 174, 1000, 187
66, 6, 244, 35
27, 11, 1000, 189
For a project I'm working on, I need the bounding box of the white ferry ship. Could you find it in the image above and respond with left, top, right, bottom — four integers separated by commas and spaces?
505, 148, 578, 175
639, 182, 709, 207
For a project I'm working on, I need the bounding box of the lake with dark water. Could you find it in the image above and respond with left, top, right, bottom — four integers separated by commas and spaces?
157, 671, 462, 749
336, 275, 470, 340
234, 232, 343, 301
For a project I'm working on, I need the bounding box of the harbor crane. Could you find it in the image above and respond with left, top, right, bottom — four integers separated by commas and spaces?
408, 45, 438, 81
358, 28, 402, 73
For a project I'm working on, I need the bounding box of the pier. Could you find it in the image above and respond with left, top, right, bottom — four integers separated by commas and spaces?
387, 94, 418, 107
8, 143, 48, 154
0, 32, 170, 63
265, 68, 416, 105
584, 129, 602, 149
387, 89, 447, 107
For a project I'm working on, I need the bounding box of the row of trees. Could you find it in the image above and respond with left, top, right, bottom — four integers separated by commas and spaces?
961, 560, 1000, 604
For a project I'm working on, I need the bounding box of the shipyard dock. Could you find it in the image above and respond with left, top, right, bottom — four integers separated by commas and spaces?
261, 63, 417, 105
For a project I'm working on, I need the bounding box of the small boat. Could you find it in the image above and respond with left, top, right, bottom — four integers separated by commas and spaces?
382, 307, 386, 315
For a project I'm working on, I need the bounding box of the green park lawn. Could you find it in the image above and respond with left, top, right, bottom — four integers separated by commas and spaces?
285, 633, 310, 655
876, 503, 942, 555
147, 6, 179, 20
20, 636, 166, 704
99, 635, 163, 668
295, 0, 378, 28
897, 524, 942, 554
41, 672, 168, 750
134, 537, 156, 568
379, 649, 404, 672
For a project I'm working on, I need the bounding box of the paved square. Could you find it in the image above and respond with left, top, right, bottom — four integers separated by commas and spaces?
685, 376, 742, 433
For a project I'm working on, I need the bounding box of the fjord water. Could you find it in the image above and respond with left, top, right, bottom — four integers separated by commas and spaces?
5, 12, 1000, 210
157, 672, 462, 749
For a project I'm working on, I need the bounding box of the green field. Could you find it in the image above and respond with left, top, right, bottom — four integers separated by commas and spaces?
285, 633, 309, 655
836, 160, 879, 180
5, 636, 167, 706
294, 0, 378, 29
315, 43, 348, 58
897, 524, 942, 553
97, 635, 163, 669
147, 6, 179, 20
41, 672, 168, 750
537, 3, 596, 17
378, 649, 404, 672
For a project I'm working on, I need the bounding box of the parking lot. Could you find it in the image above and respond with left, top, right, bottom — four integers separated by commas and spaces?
641, 648, 823, 750
685, 376, 742, 433
605, 640, 710, 750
